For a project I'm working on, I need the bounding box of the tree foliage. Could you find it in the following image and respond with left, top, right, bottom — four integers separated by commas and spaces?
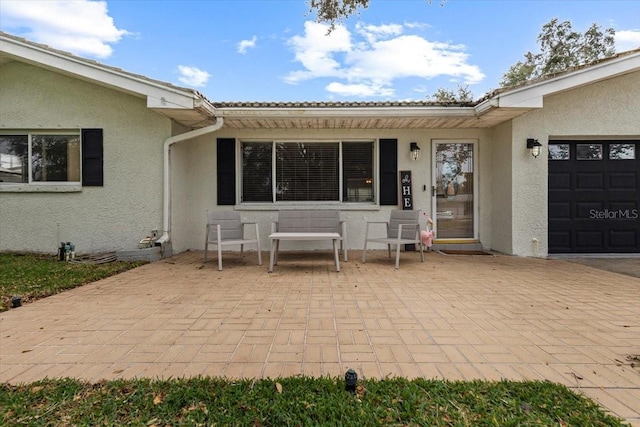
309, 0, 446, 30
429, 84, 474, 103
500, 19, 616, 87
308, 0, 369, 29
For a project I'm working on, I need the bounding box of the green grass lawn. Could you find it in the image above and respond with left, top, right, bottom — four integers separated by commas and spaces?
0, 377, 628, 426
0, 252, 146, 311
0, 253, 629, 426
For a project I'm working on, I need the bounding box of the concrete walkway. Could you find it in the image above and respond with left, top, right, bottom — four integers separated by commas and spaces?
1, 250, 639, 425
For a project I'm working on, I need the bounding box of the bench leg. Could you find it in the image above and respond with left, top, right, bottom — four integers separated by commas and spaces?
269, 239, 277, 272
333, 239, 340, 272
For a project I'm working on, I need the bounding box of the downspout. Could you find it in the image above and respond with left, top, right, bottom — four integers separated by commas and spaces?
156, 116, 224, 246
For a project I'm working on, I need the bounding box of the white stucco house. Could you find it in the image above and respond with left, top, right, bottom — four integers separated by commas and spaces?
1, 31, 639, 258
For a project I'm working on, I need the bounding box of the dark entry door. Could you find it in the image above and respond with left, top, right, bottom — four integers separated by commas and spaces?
548, 140, 640, 253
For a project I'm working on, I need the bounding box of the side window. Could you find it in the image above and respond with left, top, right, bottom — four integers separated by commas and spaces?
1, 131, 98, 186
0, 135, 28, 183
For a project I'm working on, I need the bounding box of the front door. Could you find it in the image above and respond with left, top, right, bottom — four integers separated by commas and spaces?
432, 141, 477, 239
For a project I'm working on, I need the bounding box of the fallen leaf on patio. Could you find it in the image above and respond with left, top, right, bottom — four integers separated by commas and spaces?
275, 382, 283, 393
113, 369, 124, 374
567, 372, 583, 380
21, 349, 32, 353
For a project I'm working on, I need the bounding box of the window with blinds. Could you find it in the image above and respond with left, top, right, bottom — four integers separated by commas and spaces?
241, 140, 375, 203
343, 141, 373, 202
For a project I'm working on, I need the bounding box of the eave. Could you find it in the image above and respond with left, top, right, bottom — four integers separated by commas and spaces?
0, 32, 216, 129
214, 105, 532, 130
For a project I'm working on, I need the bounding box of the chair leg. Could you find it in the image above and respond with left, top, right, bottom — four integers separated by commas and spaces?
204, 229, 209, 262
256, 241, 263, 266
255, 223, 262, 266
269, 239, 277, 272
387, 245, 391, 258
419, 242, 424, 262
395, 243, 401, 269
216, 226, 223, 271
362, 240, 368, 263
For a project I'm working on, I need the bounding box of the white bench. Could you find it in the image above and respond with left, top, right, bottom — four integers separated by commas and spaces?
268, 210, 347, 272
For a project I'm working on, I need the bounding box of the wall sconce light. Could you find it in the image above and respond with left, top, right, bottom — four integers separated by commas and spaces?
526, 138, 542, 158
410, 142, 421, 161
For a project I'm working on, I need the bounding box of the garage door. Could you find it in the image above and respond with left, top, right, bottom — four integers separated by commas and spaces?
548, 140, 640, 253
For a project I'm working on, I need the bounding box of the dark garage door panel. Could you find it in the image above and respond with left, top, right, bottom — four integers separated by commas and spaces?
548, 140, 640, 253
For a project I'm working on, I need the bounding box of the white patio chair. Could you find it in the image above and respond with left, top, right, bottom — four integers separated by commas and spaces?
204, 211, 262, 271
361, 210, 424, 269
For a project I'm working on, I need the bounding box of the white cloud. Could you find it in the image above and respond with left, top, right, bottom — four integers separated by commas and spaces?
284, 21, 485, 98
326, 82, 394, 97
284, 21, 352, 84
615, 29, 640, 52
0, 0, 128, 58
238, 36, 257, 54
177, 65, 210, 87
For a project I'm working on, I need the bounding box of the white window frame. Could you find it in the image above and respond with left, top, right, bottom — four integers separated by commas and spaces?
0, 130, 82, 189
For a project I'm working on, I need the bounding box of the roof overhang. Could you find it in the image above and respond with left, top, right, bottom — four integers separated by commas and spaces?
477, 49, 640, 111
213, 104, 532, 130
0, 32, 216, 129
3, 31, 638, 132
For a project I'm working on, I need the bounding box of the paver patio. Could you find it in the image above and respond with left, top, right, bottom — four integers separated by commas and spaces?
1, 250, 639, 424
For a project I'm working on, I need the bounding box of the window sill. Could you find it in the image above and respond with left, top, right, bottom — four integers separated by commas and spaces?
0, 184, 82, 193
235, 203, 380, 211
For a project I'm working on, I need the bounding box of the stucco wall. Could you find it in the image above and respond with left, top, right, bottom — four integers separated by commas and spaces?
510, 70, 640, 257
488, 120, 513, 254
0, 62, 172, 254
170, 128, 493, 253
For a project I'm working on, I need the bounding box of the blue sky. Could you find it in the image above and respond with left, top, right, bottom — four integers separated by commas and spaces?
1, 0, 639, 102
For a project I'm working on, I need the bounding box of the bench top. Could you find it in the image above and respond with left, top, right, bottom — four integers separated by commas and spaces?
274, 210, 342, 234
269, 232, 340, 240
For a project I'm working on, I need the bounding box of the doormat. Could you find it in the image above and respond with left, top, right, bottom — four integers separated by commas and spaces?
439, 250, 493, 256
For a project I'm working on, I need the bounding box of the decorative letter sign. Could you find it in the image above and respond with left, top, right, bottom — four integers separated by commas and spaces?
400, 171, 415, 250
400, 171, 413, 209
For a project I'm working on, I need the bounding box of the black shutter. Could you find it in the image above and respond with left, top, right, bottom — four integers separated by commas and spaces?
217, 138, 236, 205
82, 128, 103, 186
379, 138, 397, 205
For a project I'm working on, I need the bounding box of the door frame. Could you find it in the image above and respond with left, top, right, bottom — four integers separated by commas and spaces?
431, 139, 479, 241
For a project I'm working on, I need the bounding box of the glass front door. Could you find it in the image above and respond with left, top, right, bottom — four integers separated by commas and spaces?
432, 141, 476, 239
